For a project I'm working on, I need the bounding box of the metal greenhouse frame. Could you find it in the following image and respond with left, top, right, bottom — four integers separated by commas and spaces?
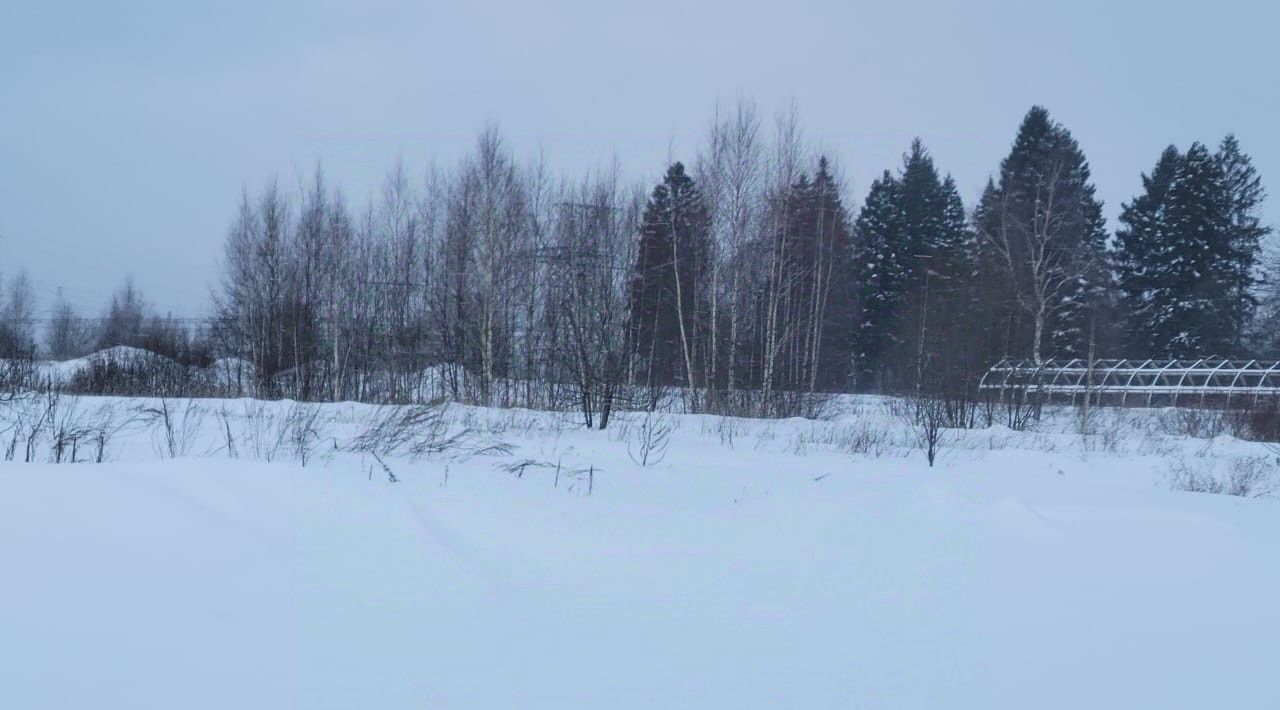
978, 357, 1280, 407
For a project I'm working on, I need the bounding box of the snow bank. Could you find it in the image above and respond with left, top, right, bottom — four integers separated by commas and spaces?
1, 400, 1278, 708
29, 345, 183, 384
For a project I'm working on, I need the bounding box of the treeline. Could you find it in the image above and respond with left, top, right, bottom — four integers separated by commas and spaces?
0, 275, 212, 366
2, 102, 1275, 419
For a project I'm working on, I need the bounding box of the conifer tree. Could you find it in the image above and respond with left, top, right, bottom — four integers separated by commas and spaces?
853, 141, 970, 391
626, 162, 712, 394
747, 157, 856, 395
1114, 146, 1182, 354
974, 106, 1109, 363
967, 179, 1018, 362
1156, 143, 1237, 353
1117, 139, 1268, 356
853, 171, 904, 389
788, 158, 854, 391
1216, 135, 1271, 342
936, 176, 972, 275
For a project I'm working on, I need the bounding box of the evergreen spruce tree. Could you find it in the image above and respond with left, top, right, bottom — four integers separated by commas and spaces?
764, 158, 855, 392
807, 158, 855, 390
935, 175, 972, 276
1114, 146, 1182, 354
853, 140, 971, 391
910, 173, 977, 390
968, 179, 1019, 363
974, 106, 1109, 363
898, 139, 947, 264
1215, 135, 1271, 346
625, 162, 712, 391
1117, 139, 1268, 356
1157, 143, 1237, 353
853, 171, 904, 389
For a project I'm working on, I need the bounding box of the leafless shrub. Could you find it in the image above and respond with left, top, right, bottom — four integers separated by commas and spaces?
556, 463, 597, 495
1226, 398, 1280, 443
982, 428, 1016, 451
493, 455, 594, 494
983, 389, 1039, 431
0, 394, 28, 460
498, 458, 557, 478
792, 419, 892, 458
86, 402, 133, 463
139, 398, 206, 459
1079, 410, 1125, 454
49, 394, 91, 463
765, 390, 832, 420
939, 382, 982, 430
452, 406, 565, 440
22, 391, 55, 462
64, 350, 219, 398
1168, 455, 1276, 498
843, 419, 894, 457
217, 405, 238, 459
700, 389, 831, 420
0, 356, 37, 399
889, 394, 951, 467
238, 400, 280, 461
627, 411, 671, 466
284, 402, 322, 466
1137, 437, 1178, 457
2, 421, 16, 460
251, 405, 318, 464
0, 394, 127, 463
1228, 457, 1277, 496
1029, 431, 1064, 454
700, 415, 749, 450
0, 391, 78, 462
1158, 407, 1230, 440
751, 425, 778, 451
608, 413, 634, 443
346, 402, 512, 461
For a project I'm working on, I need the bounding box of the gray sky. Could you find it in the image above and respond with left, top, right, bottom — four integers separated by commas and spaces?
4, 0, 1278, 316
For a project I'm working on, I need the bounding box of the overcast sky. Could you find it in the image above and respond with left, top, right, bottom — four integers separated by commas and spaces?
3, 0, 1277, 316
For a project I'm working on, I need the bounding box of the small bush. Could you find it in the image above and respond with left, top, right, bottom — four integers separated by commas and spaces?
627, 411, 672, 466
64, 351, 220, 398
346, 402, 511, 461
791, 420, 891, 457
889, 394, 951, 467
1161, 407, 1230, 440
138, 398, 206, 459
1168, 456, 1276, 498
1227, 399, 1280, 443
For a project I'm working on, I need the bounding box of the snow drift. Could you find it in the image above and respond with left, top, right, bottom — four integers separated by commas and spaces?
1, 398, 1278, 709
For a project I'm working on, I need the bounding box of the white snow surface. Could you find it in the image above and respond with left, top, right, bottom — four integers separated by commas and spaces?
1, 397, 1278, 709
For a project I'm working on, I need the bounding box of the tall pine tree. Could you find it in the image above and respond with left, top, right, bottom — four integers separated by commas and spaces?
626, 162, 712, 393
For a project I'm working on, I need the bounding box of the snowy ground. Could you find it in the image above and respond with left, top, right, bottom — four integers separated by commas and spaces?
1, 396, 1278, 709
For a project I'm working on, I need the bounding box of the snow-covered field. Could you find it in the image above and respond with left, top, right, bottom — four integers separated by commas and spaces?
1, 395, 1278, 709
